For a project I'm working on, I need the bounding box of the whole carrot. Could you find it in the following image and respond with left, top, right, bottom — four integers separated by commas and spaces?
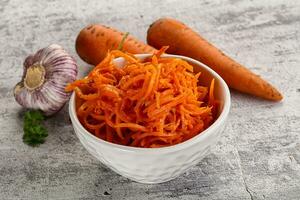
76, 24, 156, 65
147, 18, 283, 101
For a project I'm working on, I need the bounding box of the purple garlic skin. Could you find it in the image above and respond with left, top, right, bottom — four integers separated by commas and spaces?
14, 44, 78, 116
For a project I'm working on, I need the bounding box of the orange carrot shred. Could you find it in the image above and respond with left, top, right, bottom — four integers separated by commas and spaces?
67, 47, 218, 148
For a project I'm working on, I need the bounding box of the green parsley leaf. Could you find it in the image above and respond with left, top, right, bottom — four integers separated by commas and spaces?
23, 110, 48, 147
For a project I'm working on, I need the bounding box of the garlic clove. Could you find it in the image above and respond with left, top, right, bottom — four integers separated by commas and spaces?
23, 54, 34, 71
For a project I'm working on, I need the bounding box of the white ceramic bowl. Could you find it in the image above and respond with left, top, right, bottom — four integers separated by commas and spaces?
69, 54, 231, 184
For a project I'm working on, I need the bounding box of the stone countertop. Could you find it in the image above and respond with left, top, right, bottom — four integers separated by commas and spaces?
0, 0, 299, 199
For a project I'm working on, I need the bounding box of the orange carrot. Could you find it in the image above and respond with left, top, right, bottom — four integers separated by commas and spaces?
147, 18, 283, 101
76, 24, 156, 65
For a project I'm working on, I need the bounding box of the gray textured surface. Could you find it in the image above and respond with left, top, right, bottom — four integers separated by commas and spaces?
0, 0, 300, 199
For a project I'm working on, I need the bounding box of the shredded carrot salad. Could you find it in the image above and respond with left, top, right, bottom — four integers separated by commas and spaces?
66, 47, 218, 148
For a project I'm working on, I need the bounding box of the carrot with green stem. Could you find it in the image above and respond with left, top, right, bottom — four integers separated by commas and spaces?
147, 18, 283, 101
76, 24, 156, 65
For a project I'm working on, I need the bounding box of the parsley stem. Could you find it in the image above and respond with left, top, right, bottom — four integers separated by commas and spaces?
117, 32, 129, 51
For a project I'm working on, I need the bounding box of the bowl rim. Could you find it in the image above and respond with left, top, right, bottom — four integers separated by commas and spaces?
69, 54, 231, 154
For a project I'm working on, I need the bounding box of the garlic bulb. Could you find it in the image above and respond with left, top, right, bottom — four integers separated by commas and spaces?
14, 44, 78, 116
